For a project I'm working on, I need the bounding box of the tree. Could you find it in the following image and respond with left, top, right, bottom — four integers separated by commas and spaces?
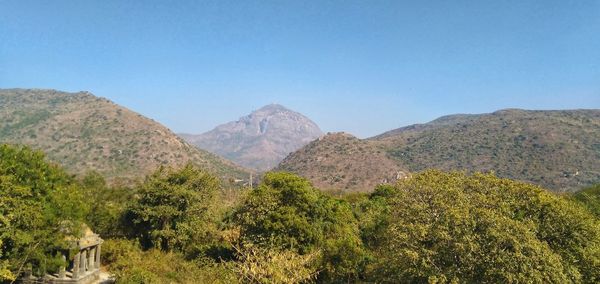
125, 164, 221, 253
351, 184, 395, 249
232, 172, 367, 282
80, 171, 132, 238
0, 144, 87, 279
370, 170, 600, 283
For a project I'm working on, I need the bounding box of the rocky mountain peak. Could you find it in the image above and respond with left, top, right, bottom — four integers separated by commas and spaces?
181, 104, 323, 171
256, 103, 289, 113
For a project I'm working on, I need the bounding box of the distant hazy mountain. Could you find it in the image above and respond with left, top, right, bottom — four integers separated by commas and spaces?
277, 109, 600, 192
180, 104, 323, 171
0, 88, 249, 182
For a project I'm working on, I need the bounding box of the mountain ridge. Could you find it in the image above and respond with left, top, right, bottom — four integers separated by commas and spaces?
278, 109, 600, 192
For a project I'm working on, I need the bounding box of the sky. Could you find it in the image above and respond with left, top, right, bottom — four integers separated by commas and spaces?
1, 0, 599, 138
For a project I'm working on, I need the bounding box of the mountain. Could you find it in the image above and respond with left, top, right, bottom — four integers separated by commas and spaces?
0, 88, 250, 182
277, 132, 408, 192
180, 104, 323, 171
277, 109, 600, 192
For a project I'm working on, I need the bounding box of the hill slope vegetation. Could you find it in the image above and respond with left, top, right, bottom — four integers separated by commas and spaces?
278, 109, 600, 192
0, 88, 249, 182
277, 132, 407, 192
2, 145, 600, 283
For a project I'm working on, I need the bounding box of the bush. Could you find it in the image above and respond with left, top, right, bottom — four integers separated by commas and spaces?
228, 244, 320, 283
103, 239, 235, 284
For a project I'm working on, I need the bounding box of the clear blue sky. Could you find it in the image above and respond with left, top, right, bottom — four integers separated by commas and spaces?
1, 0, 599, 138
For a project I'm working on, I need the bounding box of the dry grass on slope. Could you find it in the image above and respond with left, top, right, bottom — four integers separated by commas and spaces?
277, 132, 407, 192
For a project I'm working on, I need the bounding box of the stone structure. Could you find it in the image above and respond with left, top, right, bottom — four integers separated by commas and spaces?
21, 225, 104, 284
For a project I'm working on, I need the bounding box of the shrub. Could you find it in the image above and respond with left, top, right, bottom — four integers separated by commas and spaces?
228, 244, 320, 283
103, 239, 235, 284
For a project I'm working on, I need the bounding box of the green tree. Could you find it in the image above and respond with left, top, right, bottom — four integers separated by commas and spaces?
80, 171, 132, 238
232, 172, 367, 282
370, 170, 600, 283
125, 164, 221, 253
0, 144, 87, 279
351, 184, 395, 249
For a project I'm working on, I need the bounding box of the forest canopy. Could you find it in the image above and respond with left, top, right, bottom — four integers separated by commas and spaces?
0, 144, 599, 283
368, 170, 600, 283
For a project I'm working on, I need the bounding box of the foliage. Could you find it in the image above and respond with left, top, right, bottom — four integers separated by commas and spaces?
3, 140, 599, 283
228, 244, 320, 284
124, 164, 221, 253
103, 239, 235, 284
370, 170, 600, 283
80, 171, 133, 238
573, 183, 600, 218
348, 184, 395, 253
0, 241, 14, 281
0, 144, 87, 279
232, 172, 367, 282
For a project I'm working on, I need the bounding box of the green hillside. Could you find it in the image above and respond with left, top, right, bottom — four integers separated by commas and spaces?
375, 109, 600, 192
279, 109, 600, 192
0, 88, 250, 182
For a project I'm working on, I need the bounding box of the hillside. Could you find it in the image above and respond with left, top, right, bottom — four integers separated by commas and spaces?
277, 132, 407, 192
278, 109, 600, 192
181, 104, 323, 171
0, 88, 250, 182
